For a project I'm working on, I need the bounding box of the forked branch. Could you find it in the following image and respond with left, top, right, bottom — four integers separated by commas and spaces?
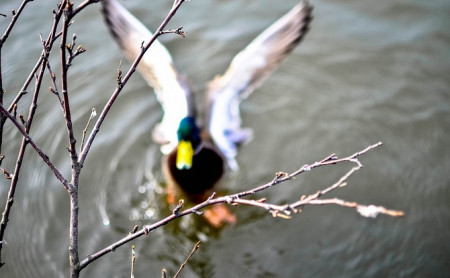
78, 0, 188, 166
79, 142, 403, 270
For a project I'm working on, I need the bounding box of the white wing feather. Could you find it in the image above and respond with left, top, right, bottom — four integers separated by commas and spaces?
208, 1, 313, 169
102, 0, 190, 153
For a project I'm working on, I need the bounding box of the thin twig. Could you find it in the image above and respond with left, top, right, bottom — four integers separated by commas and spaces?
0, 104, 69, 188
71, 0, 101, 18
5, 19, 71, 115
230, 160, 404, 219
306, 199, 405, 218
160, 26, 186, 38
0, 167, 12, 179
66, 34, 86, 68
43, 37, 64, 107
173, 241, 201, 278
0, 0, 34, 44
79, 108, 96, 154
130, 245, 136, 278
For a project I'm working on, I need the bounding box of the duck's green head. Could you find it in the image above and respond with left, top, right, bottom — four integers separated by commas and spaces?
176, 117, 200, 170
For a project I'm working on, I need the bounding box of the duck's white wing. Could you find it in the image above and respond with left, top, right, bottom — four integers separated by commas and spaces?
207, 1, 313, 170
102, 0, 190, 153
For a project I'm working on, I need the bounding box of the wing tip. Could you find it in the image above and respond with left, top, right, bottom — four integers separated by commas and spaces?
101, 0, 124, 48
290, 1, 314, 46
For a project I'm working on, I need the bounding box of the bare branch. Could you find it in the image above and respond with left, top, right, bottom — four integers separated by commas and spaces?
0, 104, 69, 188
0, 0, 34, 44
78, 0, 188, 167
5, 16, 71, 115
160, 26, 186, 38
231, 161, 404, 219
79, 142, 403, 270
130, 245, 136, 278
55, 2, 104, 277
172, 199, 185, 216
0, 2, 69, 264
66, 34, 86, 67
173, 241, 201, 278
60, 0, 79, 169
116, 60, 123, 88
307, 199, 405, 218
45, 60, 64, 107
71, 0, 102, 18
79, 108, 97, 154
0, 1, 401, 277
0, 0, 35, 171
0, 167, 12, 179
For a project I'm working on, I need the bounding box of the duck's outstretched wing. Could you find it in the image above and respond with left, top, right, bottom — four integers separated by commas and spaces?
101, 0, 190, 153
207, 1, 313, 170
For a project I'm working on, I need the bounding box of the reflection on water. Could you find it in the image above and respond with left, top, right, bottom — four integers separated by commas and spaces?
1, 0, 449, 277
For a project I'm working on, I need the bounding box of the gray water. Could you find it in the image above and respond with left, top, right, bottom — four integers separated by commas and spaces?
1, 0, 449, 277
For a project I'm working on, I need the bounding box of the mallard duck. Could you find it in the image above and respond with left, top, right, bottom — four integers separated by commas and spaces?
101, 0, 313, 226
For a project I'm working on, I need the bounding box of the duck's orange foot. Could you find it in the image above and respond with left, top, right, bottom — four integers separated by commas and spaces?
166, 187, 177, 205
203, 203, 236, 228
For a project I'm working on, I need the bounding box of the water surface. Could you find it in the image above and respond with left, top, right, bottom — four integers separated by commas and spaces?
0, 0, 449, 277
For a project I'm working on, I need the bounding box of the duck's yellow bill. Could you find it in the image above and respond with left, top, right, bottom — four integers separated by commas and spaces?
176, 140, 194, 170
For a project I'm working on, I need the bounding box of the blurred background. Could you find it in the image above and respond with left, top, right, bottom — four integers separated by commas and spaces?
0, 0, 449, 277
